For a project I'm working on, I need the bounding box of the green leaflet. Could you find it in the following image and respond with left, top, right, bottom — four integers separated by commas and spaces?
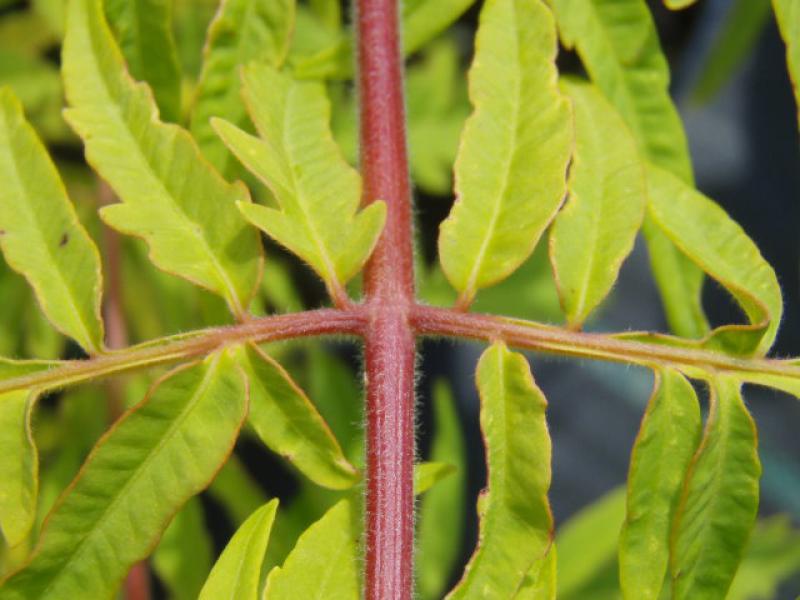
263, 499, 359, 600
415, 462, 456, 496
198, 499, 279, 600
550, 80, 646, 327
0, 358, 60, 382
618, 369, 701, 600
190, 0, 294, 175
0, 390, 37, 548
772, 0, 800, 127
438, 0, 571, 305
548, 0, 709, 340
152, 498, 213, 600
308, 0, 340, 30
0, 88, 104, 355
215, 64, 386, 293
556, 487, 626, 597
736, 372, 800, 399
690, 0, 771, 104
241, 344, 359, 490
62, 0, 263, 317
103, 0, 182, 123
549, 0, 691, 180
670, 377, 761, 599
402, 0, 477, 56
0, 350, 249, 599
208, 456, 268, 525
447, 343, 553, 598
514, 548, 556, 599
664, 0, 696, 8
417, 380, 466, 600
647, 165, 782, 356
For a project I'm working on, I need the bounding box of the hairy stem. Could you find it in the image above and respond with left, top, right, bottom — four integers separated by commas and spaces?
411, 305, 800, 378
0, 309, 365, 395
356, 0, 417, 597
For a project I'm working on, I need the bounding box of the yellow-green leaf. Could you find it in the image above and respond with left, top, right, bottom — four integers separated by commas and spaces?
103, 0, 182, 122
670, 377, 761, 599
263, 499, 359, 600
647, 165, 782, 356
0, 390, 37, 548
619, 369, 701, 600
0, 350, 248, 599
215, 64, 386, 293
772, 0, 800, 127
448, 343, 553, 598
402, 0, 478, 56
0, 88, 104, 355
62, 0, 262, 317
664, 0, 696, 8
241, 344, 359, 490
198, 499, 279, 600
190, 0, 294, 175
414, 461, 456, 496
514, 547, 556, 599
548, 0, 709, 340
550, 79, 645, 327
438, 0, 570, 305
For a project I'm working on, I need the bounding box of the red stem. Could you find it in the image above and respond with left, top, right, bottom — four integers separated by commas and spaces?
356, 0, 416, 598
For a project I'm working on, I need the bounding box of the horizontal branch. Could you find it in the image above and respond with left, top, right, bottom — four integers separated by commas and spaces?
411, 305, 800, 380
0, 309, 365, 395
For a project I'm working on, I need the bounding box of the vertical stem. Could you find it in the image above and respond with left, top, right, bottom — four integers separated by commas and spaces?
356, 0, 416, 598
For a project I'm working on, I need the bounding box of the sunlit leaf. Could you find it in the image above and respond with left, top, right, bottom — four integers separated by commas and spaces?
663, 0, 696, 8
417, 380, 466, 600
619, 369, 701, 600
241, 344, 359, 490
647, 165, 782, 356
448, 342, 553, 598
690, 0, 771, 104
263, 499, 359, 600
190, 0, 294, 175
152, 498, 213, 600
308, 0, 341, 30
0, 358, 60, 382
438, 0, 571, 305
198, 499, 279, 600
0, 88, 104, 355
736, 371, 800, 400
104, 0, 182, 122
0, 349, 249, 599
0, 390, 37, 547
670, 377, 761, 599
550, 79, 645, 327
215, 64, 386, 295
402, 0, 477, 56
514, 547, 556, 599
556, 487, 626, 597
548, 0, 709, 340
62, 0, 263, 317
772, 0, 800, 127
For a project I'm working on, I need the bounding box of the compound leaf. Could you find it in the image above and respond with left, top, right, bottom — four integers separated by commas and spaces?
619, 369, 701, 600
670, 377, 761, 600
438, 0, 571, 305
772, 0, 800, 127
548, 0, 709, 340
550, 79, 645, 327
0, 88, 104, 355
62, 0, 262, 317
190, 0, 294, 175
647, 165, 782, 356
103, 0, 182, 123
447, 343, 553, 598
241, 344, 359, 491
215, 64, 385, 294
198, 499, 279, 600
263, 499, 359, 600
0, 389, 38, 548
0, 349, 249, 599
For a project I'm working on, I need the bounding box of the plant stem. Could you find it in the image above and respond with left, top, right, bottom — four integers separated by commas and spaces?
356, 0, 417, 597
